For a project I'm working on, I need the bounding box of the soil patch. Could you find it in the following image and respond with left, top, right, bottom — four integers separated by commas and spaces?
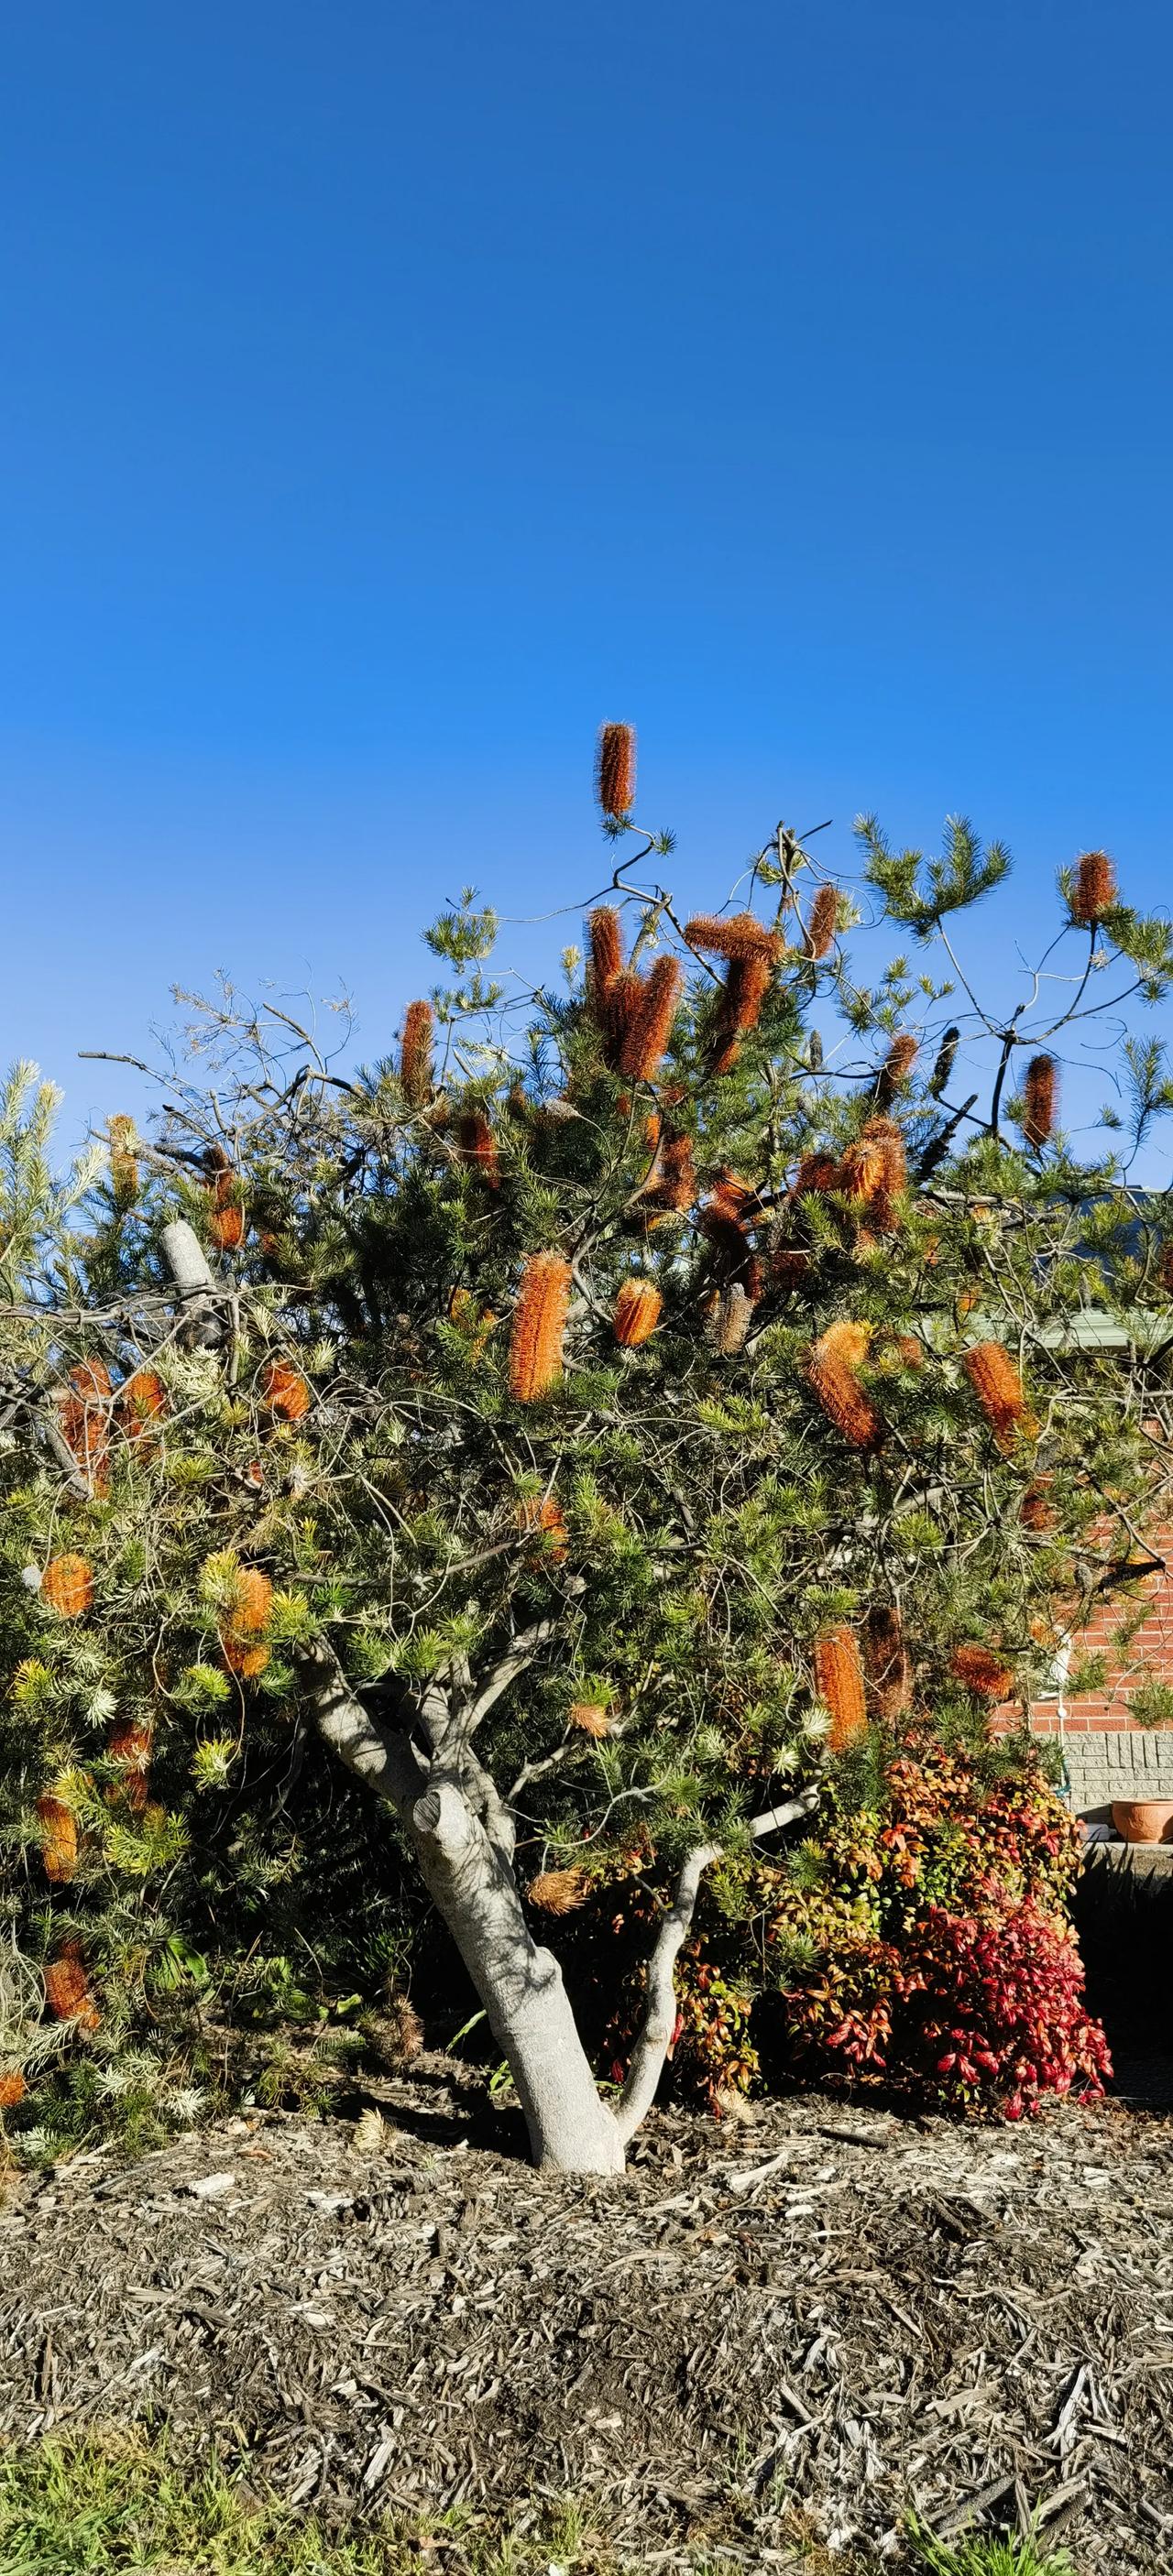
2, 2064, 1171, 2569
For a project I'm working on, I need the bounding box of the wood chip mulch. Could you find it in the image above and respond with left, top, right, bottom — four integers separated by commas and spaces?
1, 2066, 1171, 2569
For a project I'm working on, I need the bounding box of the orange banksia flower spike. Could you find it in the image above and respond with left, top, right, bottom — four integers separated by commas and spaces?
208, 1168, 245, 1250
399, 999, 434, 1108
108, 1114, 138, 1202
516, 1494, 568, 1561
1023, 1053, 1057, 1151
963, 1340, 1034, 1455
568, 1701, 610, 1739
613, 1279, 663, 1346
709, 952, 774, 1075
261, 1359, 312, 1422
875, 1033, 918, 1108
528, 1866, 589, 1915
588, 906, 624, 1001
814, 1319, 872, 1370
59, 1360, 112, 1490
805, 883, 839, 960
863, 1605, 912, 1719
0, 2069, 26, 2110
642, 1129, 696, 1216
456, 1108, 501, 1190
221, 1566, 273, 1679
1069, 848, 1117, 927
794, 1151, 839, 1196
119, 1368, 168, 1438
44, 1940, 100, 2030
41, 1555, 94, 1619
1021, 1477, 1056, 1533
36, 1794, 78, 1885
618, 955, 684, 1082
596, 721, 636, 818
509, 1252, 572, 1402
950, 1643, 1014, 1700
684, 911, 784, 965
814, 1626, 868, 1752
803, 1345, 881, 1450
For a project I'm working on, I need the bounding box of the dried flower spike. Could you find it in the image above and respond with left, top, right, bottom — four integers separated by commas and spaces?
41, 1555, 94, 1619
509, 1252, 572, 1402
596, 722, 636, 818
1069, 849, 1117, 927
863, 1605, 912, 1719
613, 1279, 663, 1347
399, 1000, 434, 1108
814, 1626, 867, 1752
1023, 1053, 1057, 1151
805, 884, 839, 959
108, 1114, 138, 1203
874, 1033, 918, 1108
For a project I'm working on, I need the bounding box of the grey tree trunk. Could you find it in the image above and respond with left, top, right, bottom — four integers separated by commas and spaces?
312, 1662, 624, 2175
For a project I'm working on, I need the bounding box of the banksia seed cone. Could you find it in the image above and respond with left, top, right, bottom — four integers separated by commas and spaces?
517, 1495, 568, 1561
400, 999, 434, 1108
863, 1606, 912, 1719
588, 906, 624, 1000
108, 1114, 138, 1202
108, 1719, 153, 1813
804, 1346, 880, 1450
950, 1643, 1014, 1699
41, 1555, 93, 1619
708, 1283, 753, 1355
614, 1279, 663, 1346
261, 1359, 312, 1422
1023, 1053, 1057, 1150
44, 1942, 100, 2029
875, 1033, 918, 1108
814, 1627, 867, 1752
509, 1252, 572, 1401
0, 2069, 26, 2110
963, 1340, 1032, 1455
569, 1701, 609, 1738
597, 722, 636, 818
1069, 849, 1117, 926
684, 911, 784, 964
37, 1796, 78, 1884
619, 955, 684, 1082
805, 884, 839, 959
772, 1248, 811, 1290
119, 1368, 167, 1438
528, 1866, 588, 1915
929, 1027, 959, 1099
456, 1109, 500, 1189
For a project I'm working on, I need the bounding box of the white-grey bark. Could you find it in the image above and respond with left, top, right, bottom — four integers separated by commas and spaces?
159, 1217, 224, 1348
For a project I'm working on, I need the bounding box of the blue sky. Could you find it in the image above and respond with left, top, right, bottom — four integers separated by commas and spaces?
3, 1, 1171, 1148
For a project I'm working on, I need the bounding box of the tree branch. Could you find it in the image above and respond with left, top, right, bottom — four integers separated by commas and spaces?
614, 1789, 818, 2146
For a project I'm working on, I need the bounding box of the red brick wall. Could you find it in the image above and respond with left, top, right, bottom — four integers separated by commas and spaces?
1015, 1522, 1173, 1738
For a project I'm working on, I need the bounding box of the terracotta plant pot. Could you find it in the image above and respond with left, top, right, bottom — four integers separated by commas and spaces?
1112, 1799, 1173, 1846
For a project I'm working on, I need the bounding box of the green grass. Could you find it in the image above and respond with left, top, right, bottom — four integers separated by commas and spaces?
0, 2440, 1081, 2576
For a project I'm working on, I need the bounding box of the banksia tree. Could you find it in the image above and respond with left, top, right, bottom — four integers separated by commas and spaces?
400, 999, 434, 1108
509, 1252, 572, 1401
2, 737, 1172, 2171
